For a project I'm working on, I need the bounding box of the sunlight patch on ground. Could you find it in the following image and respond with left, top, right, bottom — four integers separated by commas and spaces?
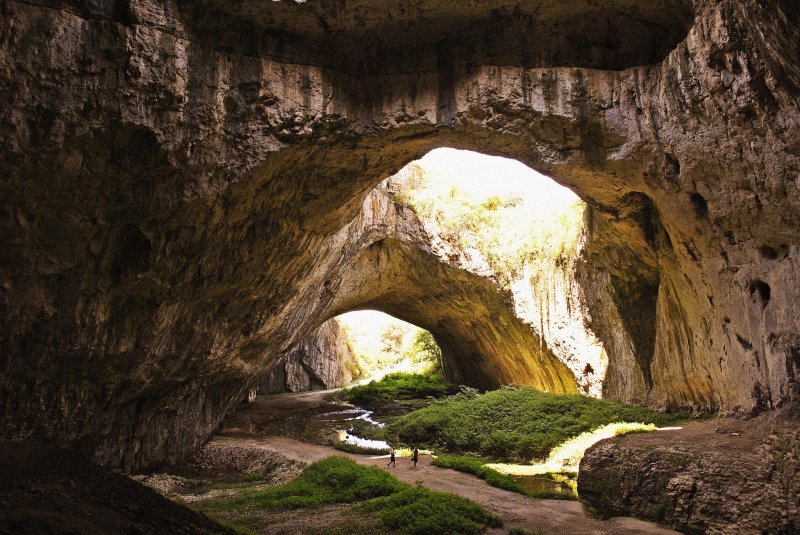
485, 422, 657, 475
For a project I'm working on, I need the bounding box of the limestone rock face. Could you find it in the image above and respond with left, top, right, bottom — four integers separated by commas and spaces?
1, 0, 799, 470
578, 411, 800, 533
259, 319, 357, 394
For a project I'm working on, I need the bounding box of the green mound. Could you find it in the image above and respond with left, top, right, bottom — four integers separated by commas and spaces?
386, 386, 682, 461
339, 372, 458, 408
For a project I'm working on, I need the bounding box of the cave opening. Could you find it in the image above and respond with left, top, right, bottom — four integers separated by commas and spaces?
260, 147, 612, 399
337, 310, 443, 383
259, 309, 444, 394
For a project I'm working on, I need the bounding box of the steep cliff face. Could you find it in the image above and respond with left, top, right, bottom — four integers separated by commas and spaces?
1, 0, 799, 470
259, 319, 357, 394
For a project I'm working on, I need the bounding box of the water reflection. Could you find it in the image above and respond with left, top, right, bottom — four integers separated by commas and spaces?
318, 408, 386, 428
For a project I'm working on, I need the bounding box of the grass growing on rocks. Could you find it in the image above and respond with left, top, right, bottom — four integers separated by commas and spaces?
387, 386, 682, 462
194, 456, 501, 535
338, 372, 458, 408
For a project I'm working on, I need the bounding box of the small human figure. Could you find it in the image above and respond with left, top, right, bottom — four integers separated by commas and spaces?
387, 448, 396, 467
412, 447, 419, 468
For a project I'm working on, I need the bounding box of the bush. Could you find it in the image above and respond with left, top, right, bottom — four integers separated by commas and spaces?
197, 457, 402, 511
508, 528, 544, 535
360, 486, 502, 535
431, 454, 577, 500
432, 454, 526, 494
339, 372, 458, 408
387, 387, 682, 461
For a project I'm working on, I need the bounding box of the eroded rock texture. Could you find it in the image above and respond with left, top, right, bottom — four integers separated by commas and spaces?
327, 191, 577, 392
579, 409, 800, 533
259, 318, 357, 394
1, 0, 799, 471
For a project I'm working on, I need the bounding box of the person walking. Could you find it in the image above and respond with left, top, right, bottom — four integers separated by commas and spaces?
387, 447, 396, 467
412, 447, 419, 468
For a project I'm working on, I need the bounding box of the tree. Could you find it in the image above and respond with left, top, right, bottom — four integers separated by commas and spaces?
411, 330, 442, 371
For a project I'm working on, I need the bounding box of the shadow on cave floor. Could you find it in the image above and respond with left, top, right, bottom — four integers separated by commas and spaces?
0, 440, 235, 535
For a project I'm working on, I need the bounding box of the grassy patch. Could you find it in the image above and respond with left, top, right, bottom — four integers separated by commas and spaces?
507, 528, 544, 535
432, 454, 576, 501
194, 457, 501, 535
333, 442, 389, 455
432, 454, 527, 494
196, 457, 403, 512
359, 485, 502, 535
338, 372, 458, 409
387, 387, 682, 462
344, 418, 389, 441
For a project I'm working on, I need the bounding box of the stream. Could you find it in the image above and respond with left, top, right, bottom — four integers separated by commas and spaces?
317, 407, 392, 451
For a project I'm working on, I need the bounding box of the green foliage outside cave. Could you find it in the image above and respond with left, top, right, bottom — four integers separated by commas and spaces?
391, 162, 585, 290
338, 312, 444, 381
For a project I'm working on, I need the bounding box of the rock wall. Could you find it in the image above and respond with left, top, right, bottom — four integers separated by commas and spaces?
0, 0, 799, 469
578, 409, 800, 533
259, 319, 357, 394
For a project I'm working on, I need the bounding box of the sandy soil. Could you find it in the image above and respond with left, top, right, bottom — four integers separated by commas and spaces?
216, 390, 678, 535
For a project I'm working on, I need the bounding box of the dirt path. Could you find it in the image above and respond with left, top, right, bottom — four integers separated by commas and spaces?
218, 391, 677, 535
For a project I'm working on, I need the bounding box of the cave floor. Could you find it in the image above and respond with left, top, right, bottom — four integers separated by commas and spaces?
194, 390, 679, 535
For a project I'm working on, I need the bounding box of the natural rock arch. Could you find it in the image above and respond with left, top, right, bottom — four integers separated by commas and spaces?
313, 187, 578, 394
1, 0, 798, 471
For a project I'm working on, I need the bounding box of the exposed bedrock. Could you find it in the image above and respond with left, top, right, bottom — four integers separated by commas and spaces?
1, 0, 799, 470
258, 318, 357, 394
578, 409, 800, 533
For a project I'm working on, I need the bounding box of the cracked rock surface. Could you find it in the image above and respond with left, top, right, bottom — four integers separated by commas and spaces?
579, 408, 800, 533
0, 0, 799, 474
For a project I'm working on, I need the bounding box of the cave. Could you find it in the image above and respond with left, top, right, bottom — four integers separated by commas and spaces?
1, 0, 799, 532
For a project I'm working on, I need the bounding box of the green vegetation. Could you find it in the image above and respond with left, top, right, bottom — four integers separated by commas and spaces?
432, 454, 528, 493
194, 457, 501, 535
386, 386, 681, 461
359, 484, 502, 535
409, 330, 442, 370
338, 311, 443, 379
338, 372, 458, 409
507, 528, 544, 535
333, 441, 389, 455
393, 161, 585, 289
196, 457, 402, 512
432, 454, 576, 501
